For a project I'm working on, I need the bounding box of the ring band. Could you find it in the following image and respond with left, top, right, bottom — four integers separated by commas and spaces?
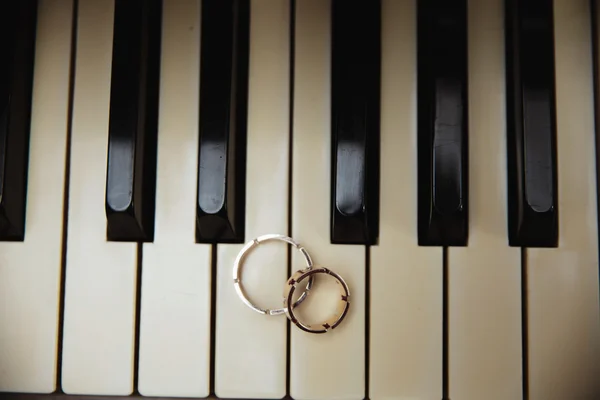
233, 234, 314, 316
283, 267, 350, 333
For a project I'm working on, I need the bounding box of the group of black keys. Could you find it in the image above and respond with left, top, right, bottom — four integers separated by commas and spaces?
0, 0, 557, 249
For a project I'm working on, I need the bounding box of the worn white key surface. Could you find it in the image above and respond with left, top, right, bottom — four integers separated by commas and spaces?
290, 1, 365, 398
369, 1, 443, 399
526, 1, 600, 399
0, 0, 72, 392
137, 0, 212, 397
447, 1, 522, 398
61, 0, 138, 394
214, 1, 290, 398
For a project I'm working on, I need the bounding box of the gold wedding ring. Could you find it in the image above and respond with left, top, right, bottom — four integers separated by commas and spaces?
283, 267, 350, 334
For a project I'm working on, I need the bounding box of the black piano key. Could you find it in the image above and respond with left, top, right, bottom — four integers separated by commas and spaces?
417, 0, 468, 246
330, 0, 381, 245
105, 0, 161, 242
505, 0, 558, 247
0, 1, 37, 242
196, 0, 249, 243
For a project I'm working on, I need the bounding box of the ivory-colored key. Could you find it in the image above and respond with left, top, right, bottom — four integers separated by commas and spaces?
527, 1, 600, 398
61, 0, 138, 394
0, 0, 72, 392
369, 1, 443, 398
290, 0, 365, 398
214, 1, 291, 398
137, 0, 212, 396
447, 0, 522, 398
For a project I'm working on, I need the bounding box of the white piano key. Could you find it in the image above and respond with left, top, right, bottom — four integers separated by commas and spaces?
137, 0, 212, 396
214, 0, 290, 398
61, 0, 138, 394
369, 1, 443, 399
0, 0, 72, 392
290, 0, 365, 398
447, 0, 522, 398
527, 1, 600, 398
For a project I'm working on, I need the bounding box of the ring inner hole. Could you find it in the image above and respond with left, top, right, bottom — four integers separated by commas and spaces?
290, 272, 343, 327
240, 241, 288, 309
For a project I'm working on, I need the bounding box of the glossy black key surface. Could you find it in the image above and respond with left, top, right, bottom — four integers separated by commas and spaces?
0, 1, 37, 241
105, 0, 161, 242
417, 0, 468, 246
505, 0, 558, 247
331, 0, 380, 245
196, 0, 249, 243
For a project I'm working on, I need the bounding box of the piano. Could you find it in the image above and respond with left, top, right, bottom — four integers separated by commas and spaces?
1, 0, 599, 399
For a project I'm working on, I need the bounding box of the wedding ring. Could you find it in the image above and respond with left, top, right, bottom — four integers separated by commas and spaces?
233, 234, 314, 316
283, 267, 350, 334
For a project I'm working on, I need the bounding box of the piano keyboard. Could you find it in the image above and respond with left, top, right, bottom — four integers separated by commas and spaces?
1, 0, 600, 399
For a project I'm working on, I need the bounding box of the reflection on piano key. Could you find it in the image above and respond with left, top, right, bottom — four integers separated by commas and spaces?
330, 0, 380, 245
447, 0, 522, 398
417, 0, 468, 246
290, 0, 365, 398
137, 0, 212, 396
0, 0, 37, 241
0, 0, 71, 392
370, 0, 443, 398
214, 0, 290, 397
196, 0, 249, 244
105, 0, 161, 242
527, 0, 600, 398
505, 0, 558, 247
61, 0, 138, 394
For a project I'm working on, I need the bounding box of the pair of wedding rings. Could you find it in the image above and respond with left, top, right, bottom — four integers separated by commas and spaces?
233, 234, 350, 334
